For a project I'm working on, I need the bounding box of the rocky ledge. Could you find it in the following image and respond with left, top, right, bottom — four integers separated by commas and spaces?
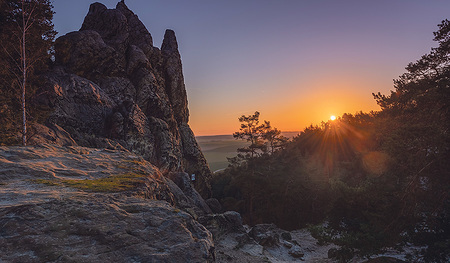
0, 144, 214, 262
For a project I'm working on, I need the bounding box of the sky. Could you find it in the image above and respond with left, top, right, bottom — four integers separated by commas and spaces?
52, 0, 450, 136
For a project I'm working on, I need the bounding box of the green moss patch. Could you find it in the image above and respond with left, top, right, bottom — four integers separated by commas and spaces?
33, 173, 147, 192
33, 179, 60, 186
115, 160, 148, 174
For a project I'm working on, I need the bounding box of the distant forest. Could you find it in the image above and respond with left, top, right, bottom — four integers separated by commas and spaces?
212, 20, 449, 262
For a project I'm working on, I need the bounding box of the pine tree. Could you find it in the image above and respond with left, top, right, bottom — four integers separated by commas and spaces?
373, 20, 450, 262
233, 111, 266, 159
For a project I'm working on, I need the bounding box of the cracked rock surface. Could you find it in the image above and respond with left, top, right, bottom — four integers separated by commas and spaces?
0, 145, 214, 263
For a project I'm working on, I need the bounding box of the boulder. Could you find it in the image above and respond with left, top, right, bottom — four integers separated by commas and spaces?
248, 224, 280, 247
281, 231, 292, 241
205, 198, 223, 213
362, 257, 406, 263
199, 211, 246, 238
289, 246, 305, 259
223, 211, 244, 228
328, 247, 354, 262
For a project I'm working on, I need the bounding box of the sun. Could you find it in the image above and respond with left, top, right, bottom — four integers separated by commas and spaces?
330, 115, 336, 121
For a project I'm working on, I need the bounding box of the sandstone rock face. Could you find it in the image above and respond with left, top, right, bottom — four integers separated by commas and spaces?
43, 1, 211, 197
0, 145, 215, 262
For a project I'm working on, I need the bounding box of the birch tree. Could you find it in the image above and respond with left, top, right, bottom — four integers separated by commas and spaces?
0, 0, 55, 145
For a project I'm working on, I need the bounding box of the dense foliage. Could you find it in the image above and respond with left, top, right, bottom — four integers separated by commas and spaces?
0, 0, 56, 145
212, 20, 449, 262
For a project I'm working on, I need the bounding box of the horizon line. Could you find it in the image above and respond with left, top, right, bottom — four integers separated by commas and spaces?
195, 131, 301, 137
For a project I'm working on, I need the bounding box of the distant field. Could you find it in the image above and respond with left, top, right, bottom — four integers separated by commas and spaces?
196, 132, 299, 172
196, 135, 248, 172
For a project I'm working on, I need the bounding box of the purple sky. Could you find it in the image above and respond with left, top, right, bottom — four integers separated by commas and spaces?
53, 0, 450, 135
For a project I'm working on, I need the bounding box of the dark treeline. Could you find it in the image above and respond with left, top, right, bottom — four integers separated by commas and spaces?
212, 20, 449, 262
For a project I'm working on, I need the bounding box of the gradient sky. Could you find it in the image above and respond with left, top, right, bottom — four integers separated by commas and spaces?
53, 0, 450, 136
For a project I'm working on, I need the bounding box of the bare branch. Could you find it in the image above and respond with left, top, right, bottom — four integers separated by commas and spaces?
1, 44, 22, 71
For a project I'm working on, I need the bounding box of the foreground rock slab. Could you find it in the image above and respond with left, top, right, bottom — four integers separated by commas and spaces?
0, 198, 213, 263
0, 145, 214, 263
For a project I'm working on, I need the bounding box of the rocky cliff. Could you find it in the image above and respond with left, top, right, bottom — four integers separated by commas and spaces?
36, 1, 211, 197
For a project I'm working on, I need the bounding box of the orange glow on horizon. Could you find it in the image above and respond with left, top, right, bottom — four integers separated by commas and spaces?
189, 82, 382, 136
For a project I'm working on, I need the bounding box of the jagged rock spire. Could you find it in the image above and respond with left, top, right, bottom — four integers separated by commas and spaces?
162, 29, 189, 124
162, 29, 179, 53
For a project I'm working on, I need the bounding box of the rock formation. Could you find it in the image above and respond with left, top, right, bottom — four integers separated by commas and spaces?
37, 1, 211, 197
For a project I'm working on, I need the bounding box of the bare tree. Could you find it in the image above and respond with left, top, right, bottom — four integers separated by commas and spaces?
0, 0, 55, 145
19, 0, 34, 145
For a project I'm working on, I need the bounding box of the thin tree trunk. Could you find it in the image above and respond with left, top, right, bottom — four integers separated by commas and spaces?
21, 0, 27, 146
22, 31, 27, 146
